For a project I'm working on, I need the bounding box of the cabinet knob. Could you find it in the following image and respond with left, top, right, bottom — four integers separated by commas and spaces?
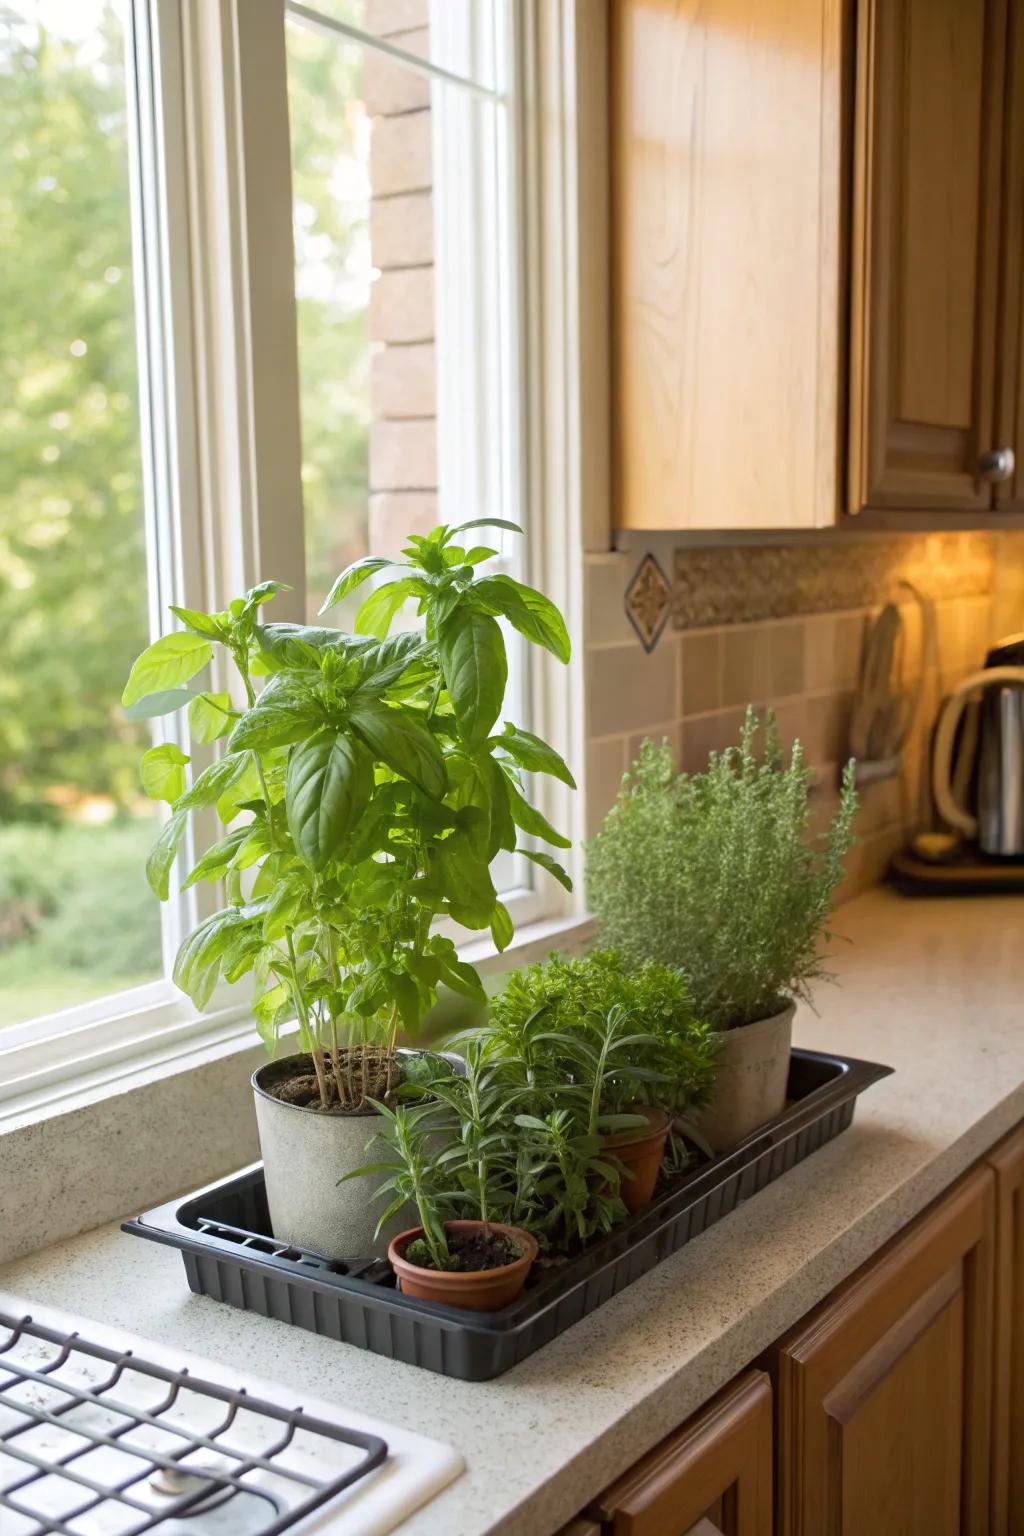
979, 447, 1015, 483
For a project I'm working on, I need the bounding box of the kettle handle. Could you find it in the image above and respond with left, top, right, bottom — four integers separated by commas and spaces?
932, 666, 1024, 836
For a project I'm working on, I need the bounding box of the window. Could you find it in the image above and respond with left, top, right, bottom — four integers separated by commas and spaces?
0, 0, 575, 1098
0, 1, 162, 1029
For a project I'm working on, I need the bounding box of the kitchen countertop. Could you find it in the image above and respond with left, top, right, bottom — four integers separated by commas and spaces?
4, 887, 1024, 1536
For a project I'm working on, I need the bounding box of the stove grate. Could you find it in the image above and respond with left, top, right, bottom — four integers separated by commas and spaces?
0, 1310, 387, 1535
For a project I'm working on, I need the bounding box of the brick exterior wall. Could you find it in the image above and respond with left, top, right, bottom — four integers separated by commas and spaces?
365, 0, 439, 558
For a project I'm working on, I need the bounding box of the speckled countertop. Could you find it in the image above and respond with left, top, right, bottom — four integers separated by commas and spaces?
4, 888, 1024, 1536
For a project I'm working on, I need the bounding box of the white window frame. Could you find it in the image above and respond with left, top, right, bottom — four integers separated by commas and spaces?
0, 0, 595, 1115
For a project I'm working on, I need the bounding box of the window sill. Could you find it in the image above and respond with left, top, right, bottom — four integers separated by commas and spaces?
0, 912, 594, 1267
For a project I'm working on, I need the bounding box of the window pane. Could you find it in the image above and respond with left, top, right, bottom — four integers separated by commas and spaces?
286, 7, 513, 621
0, 1, 161, 1026
291, 0, 505, 93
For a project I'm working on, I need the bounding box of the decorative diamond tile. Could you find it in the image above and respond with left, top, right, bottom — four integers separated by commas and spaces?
624, 553, 672, 653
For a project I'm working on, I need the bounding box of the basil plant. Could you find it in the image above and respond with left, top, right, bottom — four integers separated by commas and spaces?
122, 519, 575, 1111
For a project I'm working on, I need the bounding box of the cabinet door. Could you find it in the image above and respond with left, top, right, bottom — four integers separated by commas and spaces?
611, 0, 843, 532
848, 0, 1007, 513
591, 1370, 772, 1536
776, 1167, 995, 1536
988, 1126, 1024, 1534
995, 0, 1024, 510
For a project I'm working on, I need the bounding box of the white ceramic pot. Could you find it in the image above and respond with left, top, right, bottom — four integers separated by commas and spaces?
253, 1052, 408, 1262
695, 1002, 796, 1153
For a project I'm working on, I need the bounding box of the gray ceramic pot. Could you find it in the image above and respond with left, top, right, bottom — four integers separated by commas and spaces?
253, 1049, 453, 1262
694, 1001, 796, 1153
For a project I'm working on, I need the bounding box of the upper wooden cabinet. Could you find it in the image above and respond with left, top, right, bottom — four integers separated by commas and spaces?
849, 0, 1007, 513
610, 0, 844, 533
611, 0, 1024, 529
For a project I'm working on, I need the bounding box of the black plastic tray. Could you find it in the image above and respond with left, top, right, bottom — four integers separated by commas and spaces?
124, 1048, 891, 1380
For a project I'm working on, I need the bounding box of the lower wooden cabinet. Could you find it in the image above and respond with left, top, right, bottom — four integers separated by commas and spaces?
561, 1142, 1023, 1536
775, 1166, 995, 1536
588, 1370, 772, 1536
989, 1126, 1024, 1535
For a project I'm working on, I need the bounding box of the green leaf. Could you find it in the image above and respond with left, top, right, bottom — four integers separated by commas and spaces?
471, 574, 571, 663
229, 695, 323, 752
449, 752, 514, 861
177, 752, 247, 812
319, 556, 395, 613
439, 955, 487, 1001
146, 809, 188, 900
436, 832, 497, 928
140, 743, 189, 803
521, 847, 573, 892
462, 545, 499, 565
285, 731, 373, 870
189, 691, 233, 745
490, 900, 514, 952
169, 606, 227, 640
123, 688, 194, 721
182, 826, 249, 888
349, 698, 447, 799
354, 578, 421, 639
241, 580, 290, 617
451, 517, 524, 537
496, 722, 576, 788
438, 607, 506, 747
122, 632, 213, 706
504, 774, 571, 848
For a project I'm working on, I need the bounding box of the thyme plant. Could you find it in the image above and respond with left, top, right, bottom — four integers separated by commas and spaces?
586, 710, 858, 1030
122, 520, 574, 1110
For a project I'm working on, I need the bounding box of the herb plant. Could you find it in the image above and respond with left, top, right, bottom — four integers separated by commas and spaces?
586, 709, 858, 1030
122, 519, 574, 1111
352, 950, 719, 1256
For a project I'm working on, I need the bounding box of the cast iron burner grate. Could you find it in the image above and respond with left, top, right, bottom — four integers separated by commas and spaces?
0, 1311, 387, 1536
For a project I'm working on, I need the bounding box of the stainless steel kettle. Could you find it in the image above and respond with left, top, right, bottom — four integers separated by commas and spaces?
932, 636, 1024, 856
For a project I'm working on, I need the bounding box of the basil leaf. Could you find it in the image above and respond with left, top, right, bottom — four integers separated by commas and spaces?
521, 847, 573, 892
438, 607, 506, 747
354, 578, 422, 639
241, 579, 291, 618
490, 900, 514, 951
471, 574, 571, 663
177, 752, 248, 812
123, 688, 194, 721
496, 722, 576, 788
319, 555, 395, 614
450, 517, 524, 537
146, 808, 188, 899
182, 826, 249, 889
122, 632, 212, 706
349, 698, 446, 799
504, 774, 571, 848
229, 695, 323, 752
436, 833, 497, 928
286, 731, 373, 870
140, 743, 189, 803
169, 606, 227, 640
188, 691, 233, 745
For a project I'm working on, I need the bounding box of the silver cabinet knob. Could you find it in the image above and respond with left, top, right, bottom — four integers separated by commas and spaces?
979, 447, 1015, 483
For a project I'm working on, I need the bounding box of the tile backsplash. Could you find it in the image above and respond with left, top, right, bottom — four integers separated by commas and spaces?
584, 533, 1024, 902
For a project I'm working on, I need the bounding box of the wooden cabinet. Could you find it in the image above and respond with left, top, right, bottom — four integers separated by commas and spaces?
591, 1371, 773, 1536
848, 0, 1007, 513
610, 0, 844, 533
988, 1126, 1024, 1534
611, 0, 1024, 528
775, 1166, 995, 1536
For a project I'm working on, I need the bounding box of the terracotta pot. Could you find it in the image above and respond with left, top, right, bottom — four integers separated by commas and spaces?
388, 1221, 538, 1311
694, 1001, 796, 1153
604, 1106, 671, 1212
